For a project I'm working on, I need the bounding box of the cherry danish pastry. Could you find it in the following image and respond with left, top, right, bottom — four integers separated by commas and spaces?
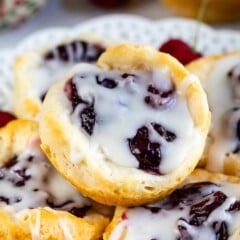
0, 119, 108, 240
39, 44, 210, 206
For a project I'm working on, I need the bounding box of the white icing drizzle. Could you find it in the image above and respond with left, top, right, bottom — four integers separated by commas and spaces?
0, 137, 91, 212
69, 64, 195, 174
109, 182, 240, 240
30, 209, 41, 240
59, 219, 73, 240
29, 54, 74, 100
204, 56, 240, 172
27, 41, 104, 103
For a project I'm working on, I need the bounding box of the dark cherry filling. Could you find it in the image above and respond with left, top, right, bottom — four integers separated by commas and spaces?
0, 196, 21, 205
140, 182, 234, 239
44, 40, 105, 63
0, 111, 16, 128
233, 118, 240, 154
143, 206, 161, 214
222, 104, 240, 155
224, 65, 240, 154
47, 199, 92, 218
96, 75, 118, 89
232, 115, 240, 153
189, 191, 227, 226
121, 73, 136, 79
64, 78, 86, 111
69, 205, 92, 218
80, 104, 96, 135
0, 155, 92, 218
227, 200, 240, 212
64, 78, 96, 135
64, 72, 177, 174
236, 119, 240, 140
0, 156, 32, 187
212, 221, 229, 240
40, 92, 47, 102
128, 124, 176, 174
152, 123, 176, 142
157, 182, 218, 210
144, 84, 175, 109
128, 126, 162, 174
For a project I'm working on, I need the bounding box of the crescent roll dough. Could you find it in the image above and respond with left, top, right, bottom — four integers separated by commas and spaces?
187, 52, 240, 176
39, 44, 210, 206
14, 34, 107, 120
104, 169, 240, 240
0, 119, 108, 240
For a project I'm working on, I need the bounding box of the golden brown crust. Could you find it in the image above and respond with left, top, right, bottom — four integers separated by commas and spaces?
103, 169, 240, 240
184, 168, 240, 184
0, 119, 109, 240
40, 44, 210, 206
14, 54, 41, 119
186, 51, 240, 85
186, 51, 240, 174
0, 207, 108, 240
0, 119, 39, 166
98, 45, 210, 130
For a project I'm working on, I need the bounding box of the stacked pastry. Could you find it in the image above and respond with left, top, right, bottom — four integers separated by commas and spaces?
0, 35, 114, 240
1, 32, 240, 240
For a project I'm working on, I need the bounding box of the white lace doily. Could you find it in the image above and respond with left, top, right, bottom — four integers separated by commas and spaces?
1, 14, 240, 111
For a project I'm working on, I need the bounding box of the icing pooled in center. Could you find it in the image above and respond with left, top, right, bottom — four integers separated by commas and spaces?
64, 64, 195, 175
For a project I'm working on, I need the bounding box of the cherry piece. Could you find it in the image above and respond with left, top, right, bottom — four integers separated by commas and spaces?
128, 123, 176, 174
0, 111, 16, 128
143, 206, 161, 214
152, 123, 176, 142
64, 79, 96, 135
96, 75, 118, 89
80, 105, 96, 135
228, 200, 240, 212
189, 191, 227, 226
212, 221, 229, 240
40, 92, 47, 102
144, 84, 175, 109
158, 182, 217, 210
69, 206, 92, 218
44, 40, 105, 63
0, 156, 32, 188
0, 196, 9, 204
159, 39, 202, 65
227, 64, 240, 100
128, 126, 161, 174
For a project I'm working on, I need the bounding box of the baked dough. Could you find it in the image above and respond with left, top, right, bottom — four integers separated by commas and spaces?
0, 119, 109, 240
104, 169, 240, 240
14, 34, 108, 120
39, 44, 210, 206
187, 52, 240, 176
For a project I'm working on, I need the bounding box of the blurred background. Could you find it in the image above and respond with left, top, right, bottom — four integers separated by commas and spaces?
0, 0, 239, 49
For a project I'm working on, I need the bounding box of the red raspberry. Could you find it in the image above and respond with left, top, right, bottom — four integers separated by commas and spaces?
159, 39, 202, 65
0, 111, 16, 128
